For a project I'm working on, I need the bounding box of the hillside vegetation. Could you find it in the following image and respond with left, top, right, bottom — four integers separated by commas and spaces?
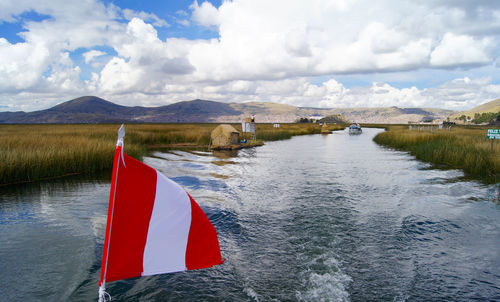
450, 98, 500, 122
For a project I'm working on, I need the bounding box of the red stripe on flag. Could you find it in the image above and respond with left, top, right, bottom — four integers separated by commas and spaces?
99, 146, 121, 286
104, 152, 158, 282
185, 194, 224, 270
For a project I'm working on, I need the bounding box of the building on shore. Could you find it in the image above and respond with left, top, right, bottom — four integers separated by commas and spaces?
242, 116, 256, 140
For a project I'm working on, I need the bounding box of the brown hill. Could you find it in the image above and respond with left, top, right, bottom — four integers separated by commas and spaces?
0, 96, 456, 124
449, 98, 500, 121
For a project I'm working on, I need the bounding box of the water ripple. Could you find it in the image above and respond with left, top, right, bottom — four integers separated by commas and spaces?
1, 128, 499, 301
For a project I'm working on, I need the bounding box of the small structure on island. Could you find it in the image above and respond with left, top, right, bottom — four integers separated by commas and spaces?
210, 124, 240, 150
242, 116, 256, 140
321, 122, 331, 134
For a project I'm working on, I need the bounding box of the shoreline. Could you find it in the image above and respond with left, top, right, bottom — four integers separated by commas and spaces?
2, 123, 496, 185
372, 124, 499, 184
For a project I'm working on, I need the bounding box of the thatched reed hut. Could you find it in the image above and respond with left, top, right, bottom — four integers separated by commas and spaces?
321, 122, 331, 134
210, 124, 240, 149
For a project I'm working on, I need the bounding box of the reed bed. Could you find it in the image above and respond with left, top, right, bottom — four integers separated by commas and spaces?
0, 123, 331, 185
373, 125, 499, 183
0, 125, 135, 185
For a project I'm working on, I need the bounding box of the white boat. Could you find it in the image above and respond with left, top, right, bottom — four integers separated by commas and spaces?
348, 123, 362, 134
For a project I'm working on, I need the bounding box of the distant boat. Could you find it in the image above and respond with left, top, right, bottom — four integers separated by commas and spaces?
348, 123, 362, 134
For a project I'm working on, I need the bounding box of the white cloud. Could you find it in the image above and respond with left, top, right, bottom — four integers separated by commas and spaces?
0, 0, 126, 95
430, 33, 493, 67
83, 50, 106, 64
187, 0, 499, 78
98, 18, 196, 95
45, 54, 85, 92
0, 37, 50, 91
176, 10, 188, 17
422, 77, 500, 109
94, 76, 497, 111
177, 19, 190, 27
121, 8, 169, 27
99, 57, 145, 94
0, 0, 500, 112
190, 0, 220, 28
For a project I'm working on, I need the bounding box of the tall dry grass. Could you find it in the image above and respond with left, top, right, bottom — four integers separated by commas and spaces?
373, 125, 499, 183
126, 123, 213, 146
0, 124, 139, 185
0, 123, 333, 185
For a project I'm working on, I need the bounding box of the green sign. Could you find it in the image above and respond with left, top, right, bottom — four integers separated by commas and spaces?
487, 129, 500, 139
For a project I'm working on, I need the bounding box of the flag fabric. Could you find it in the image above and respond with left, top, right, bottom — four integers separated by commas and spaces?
99, 144, 224, 285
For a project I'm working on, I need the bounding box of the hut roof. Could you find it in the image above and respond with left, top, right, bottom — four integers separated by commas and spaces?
321, 122, 331, 133
210, 124, 240, 149
211, 124, 239, 139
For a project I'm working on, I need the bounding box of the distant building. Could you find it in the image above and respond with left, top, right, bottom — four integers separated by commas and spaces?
242, 116, 256, 140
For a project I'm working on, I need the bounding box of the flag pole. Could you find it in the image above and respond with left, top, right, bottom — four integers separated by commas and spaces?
98, 124, 125, 302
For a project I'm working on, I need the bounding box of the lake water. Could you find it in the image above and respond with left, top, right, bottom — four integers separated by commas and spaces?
1, 128, 499, 301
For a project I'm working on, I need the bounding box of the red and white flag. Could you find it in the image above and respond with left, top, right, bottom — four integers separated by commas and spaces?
98, 125, 223, 301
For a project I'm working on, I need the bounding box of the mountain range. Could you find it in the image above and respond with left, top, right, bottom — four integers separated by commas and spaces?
0, 96, 457, 124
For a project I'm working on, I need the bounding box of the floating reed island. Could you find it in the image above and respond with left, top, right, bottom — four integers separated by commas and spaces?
0, 123, 345, 185
373, 124, 499, 183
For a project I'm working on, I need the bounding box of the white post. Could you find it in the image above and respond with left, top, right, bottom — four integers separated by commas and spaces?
98, 124, 125, 302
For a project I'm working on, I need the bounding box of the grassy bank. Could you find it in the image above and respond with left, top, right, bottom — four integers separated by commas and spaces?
0, 123, 334, 185
373, 125, 499, 183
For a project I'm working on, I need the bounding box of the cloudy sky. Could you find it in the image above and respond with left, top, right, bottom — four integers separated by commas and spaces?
1, 0, 499, 112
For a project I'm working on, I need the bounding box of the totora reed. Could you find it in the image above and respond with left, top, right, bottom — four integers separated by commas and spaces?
0, 123, 344, 185
373, 125, 499, 184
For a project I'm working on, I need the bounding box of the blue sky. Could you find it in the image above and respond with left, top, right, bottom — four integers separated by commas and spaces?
0, 0, 499, 112
101, 0, 220, 40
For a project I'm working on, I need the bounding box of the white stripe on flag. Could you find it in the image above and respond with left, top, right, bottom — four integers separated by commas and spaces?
142, 171, 192, 275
